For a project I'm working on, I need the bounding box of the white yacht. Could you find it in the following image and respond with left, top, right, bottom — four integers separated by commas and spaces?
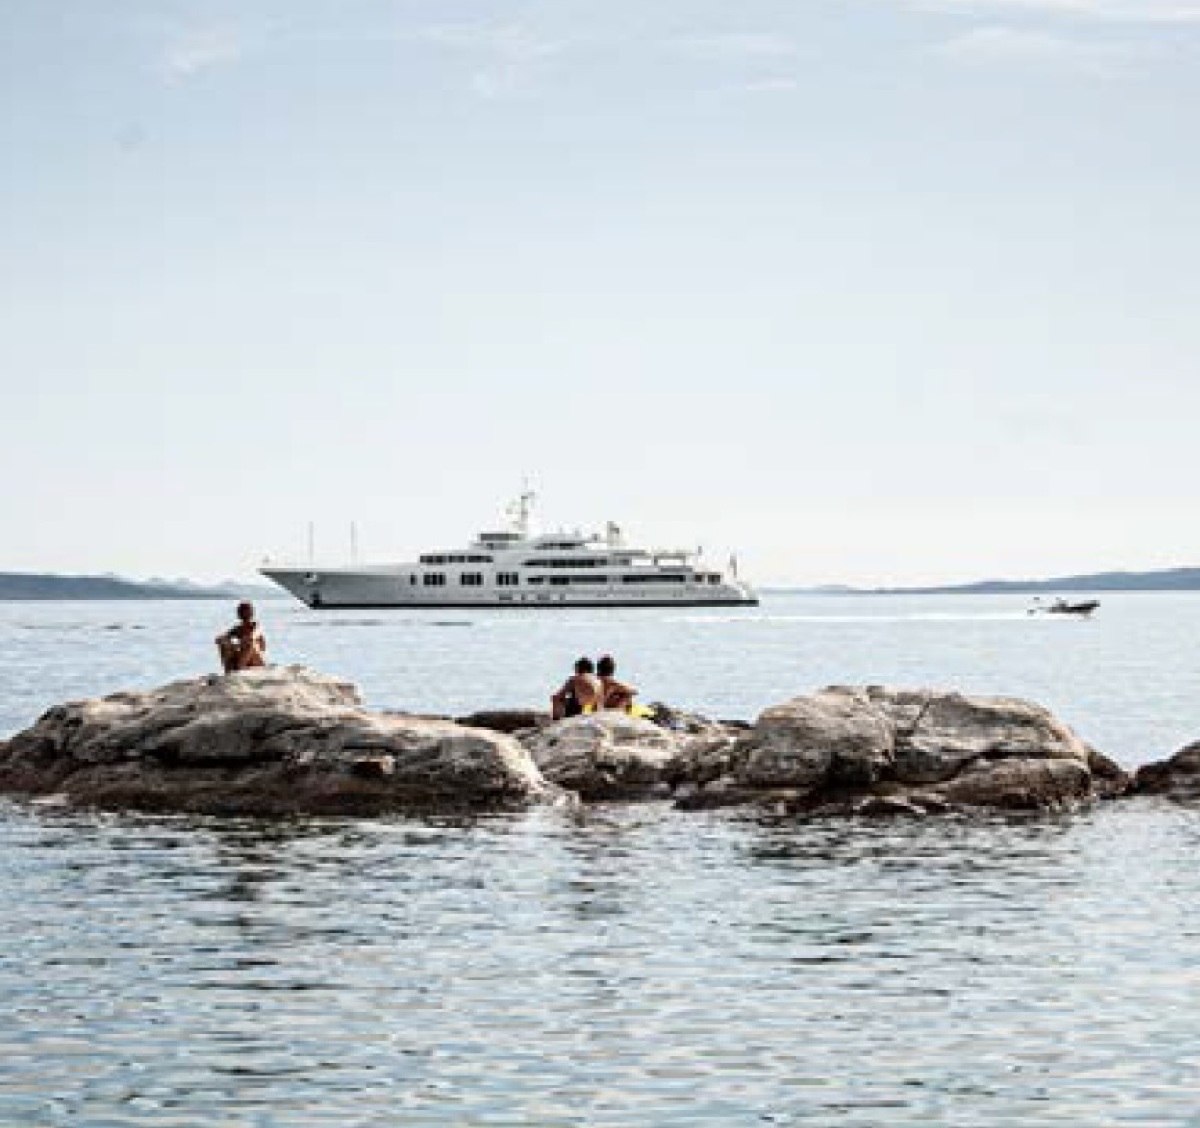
260, 492, 758, 609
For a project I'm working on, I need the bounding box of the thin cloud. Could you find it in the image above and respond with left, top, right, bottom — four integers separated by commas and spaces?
673, 32, 799, 60
916, 0, 1200, 23
933, 24, 1140, 71
417, 22, 564, 59
743, 76, 800, 92
415, 21, 568, 98
160, 27, 244, 81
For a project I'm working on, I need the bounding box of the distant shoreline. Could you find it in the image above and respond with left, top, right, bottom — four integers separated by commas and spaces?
0, 573, 275, 601
5, 566, 1200, 602
775, 565, 1200, 596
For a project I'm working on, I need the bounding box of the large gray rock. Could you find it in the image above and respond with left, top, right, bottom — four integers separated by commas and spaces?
698, 685, 1109, 814
520, 711, 747, 801
520, 712, 686, 800
0, 667, 566, 815
733, 689, 894, 789
859, 686, 1094, 784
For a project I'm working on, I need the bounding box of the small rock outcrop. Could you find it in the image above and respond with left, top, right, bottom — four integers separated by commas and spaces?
0, 667, 567, 815
1130, 742, 1200, 800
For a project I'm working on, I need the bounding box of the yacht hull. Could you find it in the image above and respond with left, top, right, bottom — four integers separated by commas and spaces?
261, 567, 758, 609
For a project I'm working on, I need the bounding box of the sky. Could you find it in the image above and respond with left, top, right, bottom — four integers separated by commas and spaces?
2, 0, 1198, 586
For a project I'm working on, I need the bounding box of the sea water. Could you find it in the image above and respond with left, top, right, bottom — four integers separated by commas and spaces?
1, 593, 1198, 1125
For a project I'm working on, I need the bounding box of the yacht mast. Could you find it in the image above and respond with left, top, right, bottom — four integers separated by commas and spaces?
507, 487, 536, 538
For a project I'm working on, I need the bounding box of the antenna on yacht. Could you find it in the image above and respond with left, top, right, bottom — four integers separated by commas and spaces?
507, 484, 536, 538
729, 553, 739, 579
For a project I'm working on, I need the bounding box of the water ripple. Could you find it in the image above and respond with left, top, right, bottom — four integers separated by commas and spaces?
0, 801, 1198, 1124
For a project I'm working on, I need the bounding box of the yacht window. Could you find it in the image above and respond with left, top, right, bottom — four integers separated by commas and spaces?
524, 558, 595, 568
422, 573, 446, 587
460, 573, 483, 586
497, 572, 520, 586
620, 574, 687, 584
708, 574, 722, 584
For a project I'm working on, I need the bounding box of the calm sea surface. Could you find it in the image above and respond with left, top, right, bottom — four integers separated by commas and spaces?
1, 593, 1199, 1125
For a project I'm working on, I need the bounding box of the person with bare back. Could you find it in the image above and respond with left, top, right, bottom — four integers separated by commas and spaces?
551, 657, 602, 720
215, 602, 267, 673
597, 654, 637, 712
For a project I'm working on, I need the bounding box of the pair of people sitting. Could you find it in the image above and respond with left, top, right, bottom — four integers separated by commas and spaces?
551, 655, 637, 719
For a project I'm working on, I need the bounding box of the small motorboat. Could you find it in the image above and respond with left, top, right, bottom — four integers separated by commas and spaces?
1030, 597, 1100, 617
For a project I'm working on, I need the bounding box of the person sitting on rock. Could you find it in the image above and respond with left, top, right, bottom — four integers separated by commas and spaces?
216, 602, 267, 673
597, 654, 637, 712
551, 657, 602, 719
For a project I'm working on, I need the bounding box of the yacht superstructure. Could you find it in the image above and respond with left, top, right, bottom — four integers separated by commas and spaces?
260, 492, 757, 609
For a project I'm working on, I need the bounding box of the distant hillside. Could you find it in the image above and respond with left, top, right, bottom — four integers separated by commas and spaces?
0, 573, 275, 601
873, 567, 1200, 596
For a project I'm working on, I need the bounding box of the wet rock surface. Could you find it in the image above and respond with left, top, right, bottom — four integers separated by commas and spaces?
0, 667, 567, 815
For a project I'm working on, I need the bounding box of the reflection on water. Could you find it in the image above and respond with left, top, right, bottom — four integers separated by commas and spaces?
2, 800, 1200, 1125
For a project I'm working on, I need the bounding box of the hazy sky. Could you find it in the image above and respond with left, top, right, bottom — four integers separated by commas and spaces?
2, 0, 1198, 585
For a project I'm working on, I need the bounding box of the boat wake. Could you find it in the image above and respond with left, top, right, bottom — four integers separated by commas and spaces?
666, 612, 1040, 625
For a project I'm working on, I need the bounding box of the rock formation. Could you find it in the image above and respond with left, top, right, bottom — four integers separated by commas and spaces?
0, 672, 1129, 817
0, 667, 567, 815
